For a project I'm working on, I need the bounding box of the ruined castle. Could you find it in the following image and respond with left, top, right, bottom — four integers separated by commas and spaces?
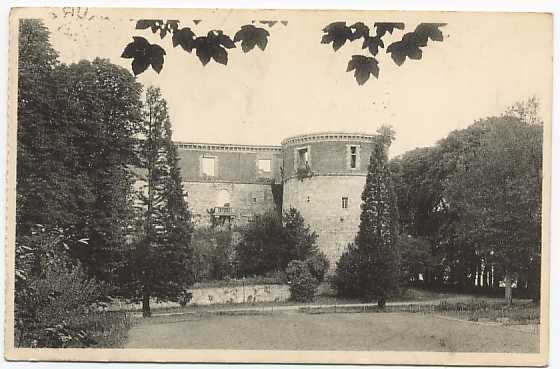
176, 132, 379, 266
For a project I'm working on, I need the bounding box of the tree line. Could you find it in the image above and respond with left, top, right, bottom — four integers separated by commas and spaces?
15, 19, 193, 346
333, 106, 543, 305
390, 103, 543, 303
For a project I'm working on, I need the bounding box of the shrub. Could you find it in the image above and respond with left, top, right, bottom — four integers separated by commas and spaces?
285, 260, 318, 302
236, 210, 284, 276
236, 208, 318, 277
15, 228, 105, 348
305, 252, 330, 282
331, 243, 362, 299
191, 227, 236, 281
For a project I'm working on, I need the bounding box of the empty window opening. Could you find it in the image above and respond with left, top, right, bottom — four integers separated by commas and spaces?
297, 148, 309, 168
342, 197, 349, 209
350, 146, 357, 169
201, 157, 215, 176
258, 159, 271, 172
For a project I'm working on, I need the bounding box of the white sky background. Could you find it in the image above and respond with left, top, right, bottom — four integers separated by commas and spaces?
41, 8, 552, 158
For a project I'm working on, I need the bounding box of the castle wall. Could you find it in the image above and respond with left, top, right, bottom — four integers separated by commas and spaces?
281, 133, 379, 269
283, 175, 366, 268
175, 142, 281, 227
172, 133, 379, 269
176, 143, 282, 183
281, 133, 377, 177
183, 182, 276, 227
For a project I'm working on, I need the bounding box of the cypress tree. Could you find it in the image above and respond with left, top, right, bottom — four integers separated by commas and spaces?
355, 126, 401, 307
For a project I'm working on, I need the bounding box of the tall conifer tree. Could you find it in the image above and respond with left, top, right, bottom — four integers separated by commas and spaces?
355, 127, 401, 306
132, 87, 194, 317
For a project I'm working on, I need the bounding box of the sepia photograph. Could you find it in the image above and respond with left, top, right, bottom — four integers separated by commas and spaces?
4, 6, 553, 365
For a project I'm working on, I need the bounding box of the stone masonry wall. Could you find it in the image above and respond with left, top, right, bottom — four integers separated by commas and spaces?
176, 144, 282, 183
283, 175, 366, 269
184, 181, 277, 227
282, 134, 377, 177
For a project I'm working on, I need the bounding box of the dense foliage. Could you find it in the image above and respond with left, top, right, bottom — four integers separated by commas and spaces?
15, 228, 102, 347
15, 19, 145, 346
191, 227, 236, 281
17, 20, 143, 284
304, 252, 330, 283
442, 116, 542, 303
390, 99, 543, 303
235, 208, 318, 277
332, 243, 362, 299
397, 235, 437, 286
285, 260, 319, 302
15, 20, 194, 340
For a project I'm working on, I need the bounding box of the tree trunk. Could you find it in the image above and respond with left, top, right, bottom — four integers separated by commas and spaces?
377, 294, 386, 308
142, 287, 151, 317
476, 264, 481, 288
504, 272, 513, 305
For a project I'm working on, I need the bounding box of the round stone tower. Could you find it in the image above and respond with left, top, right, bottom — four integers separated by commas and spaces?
281, 132, 379, 269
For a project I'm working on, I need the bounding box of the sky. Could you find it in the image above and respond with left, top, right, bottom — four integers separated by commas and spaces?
37, 7, 552, 158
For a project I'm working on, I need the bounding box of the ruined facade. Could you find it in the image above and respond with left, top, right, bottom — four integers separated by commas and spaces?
176, 132, 379, 266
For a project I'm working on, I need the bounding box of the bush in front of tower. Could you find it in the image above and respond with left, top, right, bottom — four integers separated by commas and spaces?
235, 208, 319, 277
305, 252, 330, 283
331, 243, 362, 299
285, 260, 319, 302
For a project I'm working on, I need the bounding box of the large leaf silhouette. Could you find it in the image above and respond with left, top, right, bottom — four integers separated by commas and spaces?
172, 27, 195, 52
349, 22, 370, 41
234, 25, 270, 52
362, 36, 384, 56
193, 31, 236, 66
347, 55, 379, 85
321, 22, 353, 51
374, 22, 405, 37
121, 37, 166, 75
386, 23, 446, 66
135, 19, 163, 34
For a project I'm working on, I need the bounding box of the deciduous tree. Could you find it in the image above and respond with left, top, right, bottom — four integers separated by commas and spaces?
443, 116, 542, 303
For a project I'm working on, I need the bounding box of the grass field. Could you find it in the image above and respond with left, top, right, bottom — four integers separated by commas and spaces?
125, 311, 538, 352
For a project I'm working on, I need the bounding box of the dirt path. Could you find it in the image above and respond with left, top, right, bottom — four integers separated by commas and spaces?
125, 311, 538, 352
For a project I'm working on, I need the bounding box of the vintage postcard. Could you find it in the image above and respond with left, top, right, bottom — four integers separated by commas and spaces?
4, 7, 552, 365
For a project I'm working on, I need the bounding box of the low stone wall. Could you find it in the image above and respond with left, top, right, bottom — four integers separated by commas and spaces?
110, 284, 290, 311
190, 284, 290, 305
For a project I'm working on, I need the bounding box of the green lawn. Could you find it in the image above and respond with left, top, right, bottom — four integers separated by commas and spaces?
125, 311, 538, 352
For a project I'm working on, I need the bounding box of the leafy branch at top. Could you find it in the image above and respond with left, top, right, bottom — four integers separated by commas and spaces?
321, 22, 446, 85
122, 19, 271, 75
